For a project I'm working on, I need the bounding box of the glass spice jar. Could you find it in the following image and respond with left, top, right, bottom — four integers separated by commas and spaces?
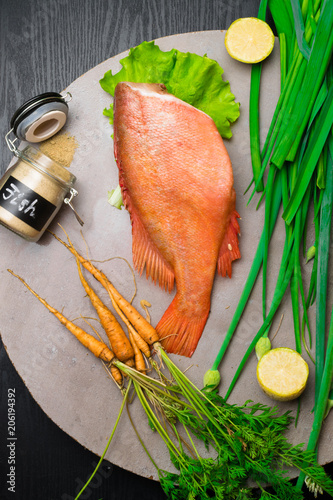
0, 145, 78, 242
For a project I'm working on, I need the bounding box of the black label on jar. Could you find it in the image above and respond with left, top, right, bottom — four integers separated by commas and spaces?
0, 176, 57, 231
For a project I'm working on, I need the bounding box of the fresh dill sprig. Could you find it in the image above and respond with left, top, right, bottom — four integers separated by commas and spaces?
141, 345, 333, 499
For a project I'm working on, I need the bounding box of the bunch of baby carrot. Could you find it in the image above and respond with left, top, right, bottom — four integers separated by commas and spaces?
8, 227, 333, 499
9, 228, 161, 391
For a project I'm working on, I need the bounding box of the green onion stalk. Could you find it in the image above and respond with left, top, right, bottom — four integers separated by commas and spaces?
249, 0, 269, 193
313, 142, 333, 407
296, 305, 333, 491
295, 139, 333, 492
324, 385, 333, 419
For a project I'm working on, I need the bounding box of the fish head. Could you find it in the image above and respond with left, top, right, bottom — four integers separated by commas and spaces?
113, 82, 171, 162
113, 82, 173, 126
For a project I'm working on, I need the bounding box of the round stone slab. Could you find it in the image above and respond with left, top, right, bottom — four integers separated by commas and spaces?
1, 30, 331, 481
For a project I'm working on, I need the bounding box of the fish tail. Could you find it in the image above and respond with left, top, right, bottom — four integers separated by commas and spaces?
156, 298, 209, 357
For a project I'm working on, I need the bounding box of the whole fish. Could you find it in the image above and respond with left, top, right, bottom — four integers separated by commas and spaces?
113, 82, 240, 357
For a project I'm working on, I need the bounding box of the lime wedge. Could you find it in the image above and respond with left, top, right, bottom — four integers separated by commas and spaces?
225, 17, 275, 64
257, 347, 309, 401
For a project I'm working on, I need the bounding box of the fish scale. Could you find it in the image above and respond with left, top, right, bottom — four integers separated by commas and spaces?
113, 81, 241, 357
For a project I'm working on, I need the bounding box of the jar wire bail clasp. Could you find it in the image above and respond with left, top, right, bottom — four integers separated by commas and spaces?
61, 91, 72, 103
64, 188, 84, 226
5, 129, 19, 154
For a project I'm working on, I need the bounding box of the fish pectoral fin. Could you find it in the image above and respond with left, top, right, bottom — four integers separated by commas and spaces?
217, 210, 241, 278
131, 211, 175, 292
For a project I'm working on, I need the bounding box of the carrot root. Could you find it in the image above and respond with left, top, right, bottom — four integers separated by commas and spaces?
52, 229, 160, 346
129, 326, 151, 360
7, 269, 115, 363
129, 331, 147, 373
125, 358, 135, 368
109, 364, 124, 386
76, 258, 134, 364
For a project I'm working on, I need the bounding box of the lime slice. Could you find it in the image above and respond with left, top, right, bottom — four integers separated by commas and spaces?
257, 347, 309, 401
225, 17, 275, 64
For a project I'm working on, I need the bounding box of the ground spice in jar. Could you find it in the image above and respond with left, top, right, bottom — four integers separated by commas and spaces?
39, 132, 78, 167
0, 146, 77, 242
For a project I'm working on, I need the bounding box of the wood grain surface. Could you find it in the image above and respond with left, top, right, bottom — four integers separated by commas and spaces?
0, 1, 332, 500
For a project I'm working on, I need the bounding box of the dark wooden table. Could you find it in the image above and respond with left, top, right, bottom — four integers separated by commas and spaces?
0, 1, 332, 499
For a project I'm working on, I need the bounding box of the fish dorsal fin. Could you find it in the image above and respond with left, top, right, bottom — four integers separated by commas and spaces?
217, 210, 241, 278
130, 209, 175, 292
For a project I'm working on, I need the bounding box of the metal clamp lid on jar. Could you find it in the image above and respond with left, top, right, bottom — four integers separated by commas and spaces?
5, 91, 83, 226
6, 91, 72, 149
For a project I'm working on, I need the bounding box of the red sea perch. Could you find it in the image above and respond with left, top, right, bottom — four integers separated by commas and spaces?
113, 82, 240, 357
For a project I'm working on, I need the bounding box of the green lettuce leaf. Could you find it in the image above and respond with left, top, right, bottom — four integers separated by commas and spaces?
100, 40, 240, 138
